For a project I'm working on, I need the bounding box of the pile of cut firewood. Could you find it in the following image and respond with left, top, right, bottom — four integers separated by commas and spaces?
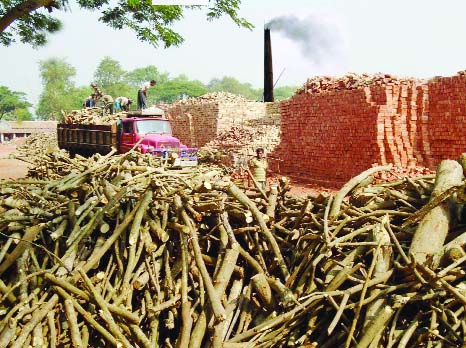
2, 135, 466, 348
62, 108, 127, 125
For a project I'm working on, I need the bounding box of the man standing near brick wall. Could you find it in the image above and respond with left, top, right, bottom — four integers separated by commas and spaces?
249, 148, 268, 191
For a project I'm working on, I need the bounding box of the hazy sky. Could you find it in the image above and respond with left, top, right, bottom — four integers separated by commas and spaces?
1, 0, 466, 107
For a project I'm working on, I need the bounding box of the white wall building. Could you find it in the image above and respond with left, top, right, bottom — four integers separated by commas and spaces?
0, 121, 57, 143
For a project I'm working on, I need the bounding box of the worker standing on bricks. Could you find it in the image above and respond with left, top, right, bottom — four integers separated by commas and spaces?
137, 80, 156, 109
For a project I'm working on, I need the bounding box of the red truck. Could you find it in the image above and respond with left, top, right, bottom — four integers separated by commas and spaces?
57, 111, 198, 167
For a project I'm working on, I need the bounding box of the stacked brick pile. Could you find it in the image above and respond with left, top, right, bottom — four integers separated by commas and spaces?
297, 73, 424, 96
275, 71, 466, 187
165, 92, 281, 148
425, 72, 466, 167
164, 73, 466, 188
371, 165, 434, 184
199, 125, 281, 165
275, 74, 429, 187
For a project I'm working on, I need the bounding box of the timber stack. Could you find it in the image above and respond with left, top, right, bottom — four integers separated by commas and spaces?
62, 108, 127, 125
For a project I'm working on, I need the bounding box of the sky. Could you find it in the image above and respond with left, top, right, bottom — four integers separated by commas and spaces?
1, 0, 466, 108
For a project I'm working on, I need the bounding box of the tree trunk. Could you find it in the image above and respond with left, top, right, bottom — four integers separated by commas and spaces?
409, 160, 464, 266
0, 0, 56, 34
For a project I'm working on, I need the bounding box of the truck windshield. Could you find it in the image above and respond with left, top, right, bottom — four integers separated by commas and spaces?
136, 120, 172, 135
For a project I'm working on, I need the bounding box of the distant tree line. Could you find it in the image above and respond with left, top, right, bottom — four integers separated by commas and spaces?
1, 56, 300, 121
0, 86, 32, 121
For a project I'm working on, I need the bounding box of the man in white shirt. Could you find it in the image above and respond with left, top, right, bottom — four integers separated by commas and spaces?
137, 80, 156, 110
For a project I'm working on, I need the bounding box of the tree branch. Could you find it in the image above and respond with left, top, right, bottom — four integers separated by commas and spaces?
0, 0, 57, 34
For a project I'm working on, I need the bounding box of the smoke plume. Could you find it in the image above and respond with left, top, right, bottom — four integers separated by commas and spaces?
266, 14, 345, 64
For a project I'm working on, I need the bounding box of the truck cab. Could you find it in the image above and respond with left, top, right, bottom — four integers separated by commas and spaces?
120, 116, 198, 167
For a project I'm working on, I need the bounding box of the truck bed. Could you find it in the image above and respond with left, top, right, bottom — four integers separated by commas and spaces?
57, 123, 118, 155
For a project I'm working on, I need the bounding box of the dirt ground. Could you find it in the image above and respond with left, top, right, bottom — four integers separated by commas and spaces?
284, 179, 337, 197
0, 143, 30, 180
233, 172, 336, 197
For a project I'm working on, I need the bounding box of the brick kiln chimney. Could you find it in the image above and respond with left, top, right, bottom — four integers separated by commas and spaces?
264, 28, 274, 102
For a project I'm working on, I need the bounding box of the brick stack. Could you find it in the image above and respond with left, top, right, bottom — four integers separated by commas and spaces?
425, 72, 466, 167
165, 92, 281, 148
275, 74, 428, 187
374, 80, 429, 168
165, 103, 220, 148
199, 125, 281, 166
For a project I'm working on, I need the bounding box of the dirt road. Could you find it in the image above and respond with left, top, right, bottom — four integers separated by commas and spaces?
0, 143, 29, 180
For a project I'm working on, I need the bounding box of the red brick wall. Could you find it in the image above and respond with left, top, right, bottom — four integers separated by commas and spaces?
275, 73, 466, 186
275, 81, 429, 187
166, 103, 220, 148
426, 74, 466, 167
276, 89, 377, 187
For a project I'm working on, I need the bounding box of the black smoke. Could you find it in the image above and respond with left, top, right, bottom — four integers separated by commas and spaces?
266, 14, 343, 64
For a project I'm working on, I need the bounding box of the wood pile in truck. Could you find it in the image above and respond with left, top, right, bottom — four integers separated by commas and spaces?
62, 108, 127, 125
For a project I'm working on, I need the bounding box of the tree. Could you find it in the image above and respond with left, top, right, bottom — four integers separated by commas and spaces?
208, 76, 261, 100
93, 57, 125, 88
124, 65, 170, 87
274, 86, 299, 101
151, 76, 208, 103
36, 58, 80, 119
93, 57, 140, 98
0, 85, 32, 120
0, 0, 252, 48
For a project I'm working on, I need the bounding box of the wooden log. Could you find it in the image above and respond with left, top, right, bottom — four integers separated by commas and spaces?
363, 216, 392, 332
329, 165, 392, 220
409, 160, 464, 266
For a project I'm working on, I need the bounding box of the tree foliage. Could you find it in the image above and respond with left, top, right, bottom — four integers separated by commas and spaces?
92, 57, 137, 97
0, 0, 252, 48
124, 65, 169, 87
93, 56, 125, 88
0, 85, 32, 120
274, 85, 298, 100
151, 76, 208, 103
208, 76, 261, 100
36, 58, 82, 119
